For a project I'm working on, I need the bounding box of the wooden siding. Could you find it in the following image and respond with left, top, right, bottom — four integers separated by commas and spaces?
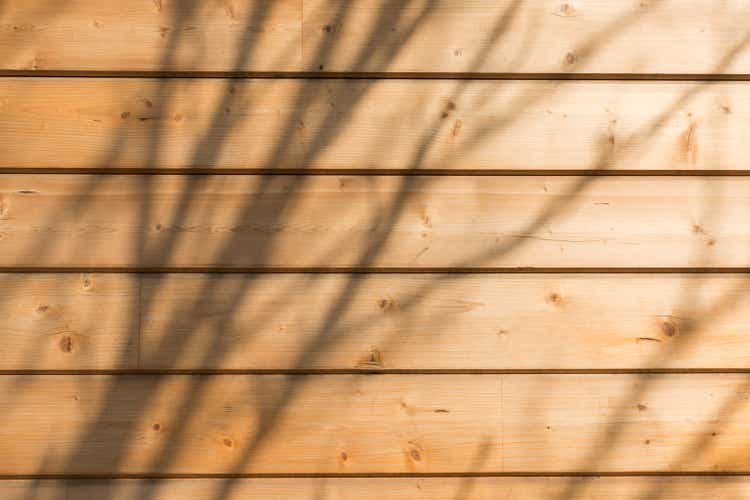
1, 175, 749, 269
1, 79, 748, 172
1, 1, 748, 498
3, 1, 750, 74
3, 374, 750, 474
5, 273, 750, 371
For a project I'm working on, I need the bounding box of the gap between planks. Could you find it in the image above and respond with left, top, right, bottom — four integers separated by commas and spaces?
4, 169, 750, 176
5, 472, 750, 479
4, 267, 750, 274
8, 71, 750, 81
5, 369, 750, 375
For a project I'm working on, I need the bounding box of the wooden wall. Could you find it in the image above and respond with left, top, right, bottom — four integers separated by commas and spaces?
2, 1, 750, 498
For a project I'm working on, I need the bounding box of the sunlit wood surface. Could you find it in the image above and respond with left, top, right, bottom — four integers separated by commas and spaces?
1, 1, 748, 498
5, 273, 750, 371
2, 79, 749, 171
3, 0, 750, 74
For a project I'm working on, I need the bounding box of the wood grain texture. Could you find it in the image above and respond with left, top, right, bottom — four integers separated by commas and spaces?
2, 374, 750, 474
5, 477, 750, 500
2, 78, 749, 171
3, 1, 750, 74
0, 274, 137, 370
1, 175, 749, 269
0, 0, 302, 72
8, 273, 750, 371
139, 274, 750, 370
303, 0, 750, 74
7, 0, 750, 490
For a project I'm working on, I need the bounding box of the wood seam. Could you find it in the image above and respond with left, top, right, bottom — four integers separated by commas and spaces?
1, 268, 750, 274
4, 472, 750, 479
2, 169, 750, 176
4, 369, 750, 375
7, 71, 750, 81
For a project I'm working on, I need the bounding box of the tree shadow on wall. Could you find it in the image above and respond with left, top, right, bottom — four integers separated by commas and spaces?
1, 1, 750, 499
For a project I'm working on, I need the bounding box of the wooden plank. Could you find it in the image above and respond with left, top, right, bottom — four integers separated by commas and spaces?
0, 274, 137, 370
0, 175, 749, 269
9, 273, 750, 371
5, 477, 750, 500
3, 78, 750, 171
302, 0, 750, 74
139, 274, 750, 371
2, 374, 750, 474
3, 1, 750, 74
0, 0, 302, 72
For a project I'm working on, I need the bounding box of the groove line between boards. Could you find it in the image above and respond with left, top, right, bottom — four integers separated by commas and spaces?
6, 71, 750, 81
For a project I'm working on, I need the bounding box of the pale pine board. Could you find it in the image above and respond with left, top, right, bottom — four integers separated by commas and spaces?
303, 0, 750, 74
1, 374, 749, 473
0, 175, 748, 268
0, 0, 302, 72
1, 78, 748, 171
7, 273, 750, 371
3, 1, 750, 74
0, 274, 137, 370
139, 274, 750, 370
5, 477, 750, 499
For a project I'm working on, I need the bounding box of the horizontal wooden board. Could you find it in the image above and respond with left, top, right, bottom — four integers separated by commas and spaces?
1, 175, 750, 269
2, 79, 750, 171
0, 274, 137, 370
2, 374, 750, 474
8, 273, 750, 371
5, 477, 750, 500
138, 273, 750, 370
0, 0, 302, 72
3, 1, 750, 74
117, 273, 750, 371
303, 0, 750, 75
